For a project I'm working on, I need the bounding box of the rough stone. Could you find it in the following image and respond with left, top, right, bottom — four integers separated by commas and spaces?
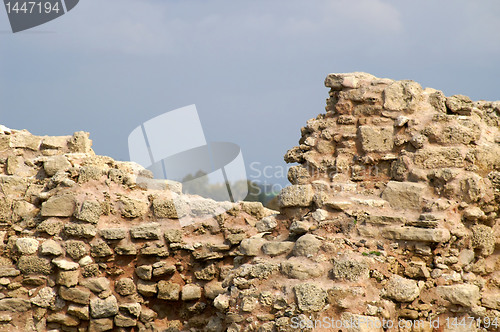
164, 229, 183, 243
90, 296, 119, 318
446, 94, 473, 115
10, 133, 41, 150
213, 294, 230, 311
136, 280, 157, 297
471, 224, 495, 256
256, 216, 278, 232
65, 240, 88, 260
135, 265, 153, 280
99, 228, 127, 240
119, 303, 141, 317
90, 240, 114, 257
280, 259, 324, 280
17, 256, 52, 275
140, 242, 169, 256
130, 223, 160, 240
114, 242, 137, 256
194, 263, 217, 280
36, 218, 64, 236
89, 318, 113, 332
381, 181, 426, 210
15, 238, 39, 254
294, 283, 326, 312
204, 281, 225, 300
0, 298, 31, 312
80, 277, 110, 294
437, 284, 480, 307
278, 185, 314, 207
293, 234, 322, 257
384, 275, 420, 302
40, 239, 63, 256
31, 287, 56, 308
64, 223, 97, 238
56, 270, 80, 287
60, 286, 91, 305
68, 131, 92, 153
182, 284, 202, 301
235, 237, 265, 257
382, 226, 450, 243
158, 281, 181, 301
152, 262, 176, 277
44, 155, 71, 177
383, 80, 423, 113
0, 267, 20, 277
358, 126, 393, 152
74, 200, 102, 224
414, 147, 464, 168
115, 314, 137, 327
53, 258, 79, 270
262, 241, 294, 256
152, 196, 185, 219
47, 312, 80, 326
41, 194, 76, 217
115, 278, 136, 296
331, 256, 369, 281
119, 196, 149, 218
68, 304, 90, 320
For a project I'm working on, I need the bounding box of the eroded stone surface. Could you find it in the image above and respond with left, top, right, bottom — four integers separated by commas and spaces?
0, 73, 499, 331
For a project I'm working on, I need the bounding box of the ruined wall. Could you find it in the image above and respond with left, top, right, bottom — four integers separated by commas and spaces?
0, 72, 499, 332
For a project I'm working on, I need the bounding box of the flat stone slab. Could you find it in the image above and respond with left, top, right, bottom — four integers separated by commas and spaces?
382, 226, 450, 243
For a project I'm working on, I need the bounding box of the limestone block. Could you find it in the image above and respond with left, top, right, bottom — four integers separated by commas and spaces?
90, 296, 119, 318
64, 224, 97, 239
294, 283, 326, 312
41, 194, 76, 217
130, 223, 160, 240
68, 304, 90, 320
40, 239, 63, 256
382, 226, 450, 243
293, 234, 322, 257
74, 200, 102, 224
119, 196, 149, 218
331, 256, 369, 281
46, 313, 80, 326
60, 286, 91, 305
262, 241, 294, 257
384, 275, 420, 302
445, 94, 473, 115
383, 80, 423, 113
68, 131, 92, 153
278, 184, 314, 207
17, 256, 52, 275
358, 126, 394, 152
381, 181, 426, 210
158, 281, 181, 301
414, 147, 464, 168
44, 155, 71, 177
181, 284, 202, 301
99, 228, 127, 240
280, 259, 324, 280
15, 238, 39, 254
471, 224, 495, 256
437, 284, 480, 307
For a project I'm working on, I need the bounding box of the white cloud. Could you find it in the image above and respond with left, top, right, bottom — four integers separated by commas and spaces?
12, 0, 402, 56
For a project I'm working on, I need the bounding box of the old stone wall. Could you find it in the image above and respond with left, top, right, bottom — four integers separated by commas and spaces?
0, 72, 499, 332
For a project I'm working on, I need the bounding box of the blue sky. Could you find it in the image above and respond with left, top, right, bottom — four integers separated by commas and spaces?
1, 0, 500, 187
